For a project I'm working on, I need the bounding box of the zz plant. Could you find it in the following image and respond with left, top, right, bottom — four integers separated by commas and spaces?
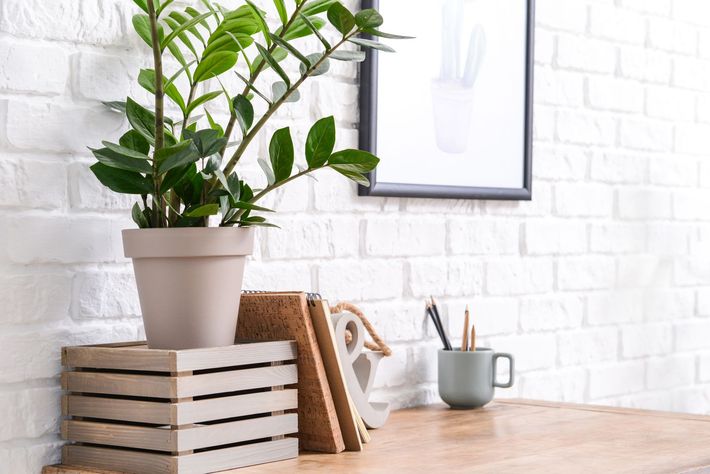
90, 0, 407, 228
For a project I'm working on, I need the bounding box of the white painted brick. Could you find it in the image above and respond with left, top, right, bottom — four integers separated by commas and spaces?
409, 342, 440, 384
243, 260, 312, 291
408, 258, 484, 298
74, 270, 140, 320
366, 217, 445, 257
590, 151, 647, 184
590, 223, 646, 254
646, 86, 696, 121
536, 0, 587, 32
587, 76, 644, 113
557, 110, 616, 146
556, 35, 617, 74
373, 345, 408, 388
525, 219, 587, 255
0, 388, 60, 442
535, 68, 585, 107
534, 29, 555, 65
74, 52, 138, 102
1, 273, 72, 323
700, 353, 710, 382
619, 46, 672, 83
673, 57, 710, 90
701, 29, 710, 59
447, 218, 519, 256
266, 217, 359, 259
0, 41, 69, 94
520, 295, 584, 331
675, 320, 710, 351
357, 301, 434, 344
69, 161, 135, 211
617, 255, 670, 288
622, 0, 671, 15
558, 256, 616, 291
587, 290, 645, 325
484, 182, 553, 217
589, 361, 645, 398
533, 106, 556, 141
675, 256, 710, 286
698, 93, 710, 123
676, 123, 710, 155
618, 188, 672, 219
698, 289, 710, 316
673, 190, 710, 220
648, 17, 698, 54
486, 259, 554, 296
645, 289, 695, 321
555, 183, 614, 217
520, 367, 587, 402
622, 324, 673, 357
6, 101, 124, 153
647, 354, 695, 389
673, 0, 710, 26
5, 215, 122, 264
619, 118, 673, 151
590, 4, 646, 44
557, 328, 619, 366
317, 259, 403, 301
649, 156, 698, 186
0, 443, 62, 474
534, 146, 588, 181
671, 386, 710, 414
487, 333, 557, 372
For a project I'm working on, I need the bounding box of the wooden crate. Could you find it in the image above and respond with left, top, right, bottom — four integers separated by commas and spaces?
60, 341, 299, 474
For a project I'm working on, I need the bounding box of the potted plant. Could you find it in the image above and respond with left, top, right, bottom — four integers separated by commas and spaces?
89, 0, 406, 349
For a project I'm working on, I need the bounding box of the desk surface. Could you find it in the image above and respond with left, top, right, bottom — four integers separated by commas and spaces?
45, 399, 710, 473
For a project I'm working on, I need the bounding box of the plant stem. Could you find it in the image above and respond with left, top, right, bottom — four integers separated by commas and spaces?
216, 34, 352, 189
147, 0, 166, 227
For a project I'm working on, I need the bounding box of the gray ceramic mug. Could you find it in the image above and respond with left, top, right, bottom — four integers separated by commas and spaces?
438, 348, 514, 409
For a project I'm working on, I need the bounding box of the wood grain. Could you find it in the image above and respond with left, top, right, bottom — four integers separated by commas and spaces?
47, 399, 710, 473
236, 292, 344, 454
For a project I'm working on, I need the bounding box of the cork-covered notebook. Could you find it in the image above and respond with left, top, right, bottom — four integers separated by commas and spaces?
236, 292, 345, 454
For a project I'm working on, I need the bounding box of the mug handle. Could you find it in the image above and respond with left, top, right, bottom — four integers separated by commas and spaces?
492, 353, 515, 388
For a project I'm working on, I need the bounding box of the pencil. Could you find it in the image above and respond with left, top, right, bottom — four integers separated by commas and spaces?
430, 296, 452, 350
470, 323, 476, 352
461, 305, 470, 352
426, 300, 449, 350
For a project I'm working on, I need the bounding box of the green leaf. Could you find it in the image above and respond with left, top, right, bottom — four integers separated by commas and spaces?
132, 202, 150, 228
245, 0, 272, 47
348, 37, 395, 52
255, 43, 290, 87
258, 158, 276, 185
161, 164, 192, 192
186, 6, 213, 33
204, 154, 222, 173
186, 91, 223, 116
164, 59, 197, 89
330, 165, 370, 186
233, 95, 254, 134
330, 50, 366, 62
205, 109, 225, 136
133, 14, 163, 46
92, 147, 153, 174
169, 11, 206, 46
157, 0, 177, 16
328, 148, 380, 172
234, 216, 280, 228
298, 13, 330, 49
354, 9, 383, 29
193, 51, 238, 82
161, 11, 213, 50
132, 0, 148, 13
269, 127, 294, 182
306, 116, 335, 168
174, 165, 203, 205
280, 15, 326, 41
229, 96, 253, 135
126, 98, 156, 144
250, 47, 287, 74
138, 68, 186, 112
271, 81, 300, 102
119, 130, 150, 155
156, 140, 201, 174
269, 33, 311, 67
231, 201, 274, 212
103, 101, 126, 114
101, 141, 150, 160
163, 17, 198, 57
273, 0, 288, 25
327, 2, 355, 36
184, 203, 220, 217
184, 129, 226, 156
362, 28, 414, 40
302, 0, 337, 16
90, 163, 153, 194
300, 53, 330, 76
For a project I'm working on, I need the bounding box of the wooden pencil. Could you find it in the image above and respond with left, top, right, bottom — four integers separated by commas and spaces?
461, 305, 470, 352
470, 323, 476, 352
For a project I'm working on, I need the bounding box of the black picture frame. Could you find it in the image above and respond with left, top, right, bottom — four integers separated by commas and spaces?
358, 0, 535, 200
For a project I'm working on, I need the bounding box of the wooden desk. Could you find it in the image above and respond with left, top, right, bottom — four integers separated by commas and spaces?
44, 399, 710, 473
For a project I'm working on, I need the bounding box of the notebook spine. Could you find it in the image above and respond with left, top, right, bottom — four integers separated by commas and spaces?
241, 290, 322, 306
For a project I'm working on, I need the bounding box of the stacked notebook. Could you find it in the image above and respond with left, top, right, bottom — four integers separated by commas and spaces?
236, 291, 371, 453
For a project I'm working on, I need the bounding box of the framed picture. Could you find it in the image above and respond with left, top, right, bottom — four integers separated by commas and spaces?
359, 0, 535, 200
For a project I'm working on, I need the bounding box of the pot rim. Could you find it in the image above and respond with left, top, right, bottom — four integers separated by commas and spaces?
122, 226, 255, 259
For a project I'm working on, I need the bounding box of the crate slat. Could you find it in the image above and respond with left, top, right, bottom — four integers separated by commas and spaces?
62, 390, 298, 425
175, 341, 297, 371
178, 413, 297, 451
62, 372, 176, 398
175, 365, 297, 398
62, 420, 175, 452
63, 345, 173, 372
62, 438, 298, 474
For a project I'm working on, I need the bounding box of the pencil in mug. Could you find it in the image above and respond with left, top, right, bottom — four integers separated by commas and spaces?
461, 305, 470, 352
430, 296, 452, 350
426, 299, 451, 351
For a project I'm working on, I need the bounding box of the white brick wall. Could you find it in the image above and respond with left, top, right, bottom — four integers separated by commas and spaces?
2, 0, 710, 470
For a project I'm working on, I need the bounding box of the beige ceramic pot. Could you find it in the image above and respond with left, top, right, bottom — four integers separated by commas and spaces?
122, 227, 255, 350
